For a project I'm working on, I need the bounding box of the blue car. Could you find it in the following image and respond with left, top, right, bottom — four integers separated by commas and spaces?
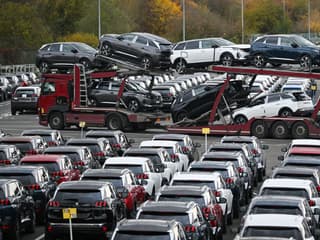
250, 34, 320, 68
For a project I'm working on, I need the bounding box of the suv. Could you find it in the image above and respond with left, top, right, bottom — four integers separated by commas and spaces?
0, 166, 55, 223
0, 136, 46, 156
98, 32, 173, 69
80, 168, 147, 218
170, 37, 250, 73
250, 34, 320, 68
45, 181, 127, 240
0, 145, 21, 165
19, 154, 80, 184
88, 80, 163, 112
111, 219, 187, 240
0, 179, 36, 240
136, 201, 213, 240
10, 86, 41, 115
35, 42, 97, 73
21, 129, 66, 146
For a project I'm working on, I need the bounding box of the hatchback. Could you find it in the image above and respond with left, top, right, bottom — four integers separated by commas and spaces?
10, 86, 40, 115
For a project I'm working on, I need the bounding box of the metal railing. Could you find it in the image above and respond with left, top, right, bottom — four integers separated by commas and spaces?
0, 64, 38, 75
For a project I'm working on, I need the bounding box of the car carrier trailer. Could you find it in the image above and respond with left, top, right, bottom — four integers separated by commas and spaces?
38, 64, 170, 130
167, 65, 320, 139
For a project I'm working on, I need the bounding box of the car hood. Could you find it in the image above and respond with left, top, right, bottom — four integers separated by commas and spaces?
221, 44, 250, 49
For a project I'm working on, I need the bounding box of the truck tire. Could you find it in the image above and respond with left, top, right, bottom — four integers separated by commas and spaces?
291, 121, 309, 139
49, 112, 65, 130
251, 120, 267, 138
106, 113, 123, 130
271, 121, 289, 139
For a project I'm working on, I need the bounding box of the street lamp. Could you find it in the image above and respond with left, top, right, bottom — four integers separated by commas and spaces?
308, 0, 311, 40
241, 0, 244, 43
98, 0, 101, 38
182, 0, 185, 41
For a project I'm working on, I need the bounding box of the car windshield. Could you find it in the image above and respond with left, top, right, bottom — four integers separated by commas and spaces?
274, 174, 317, 185
75, 43, 96, 52
139, 212, 189, 225
158, 195, 205, 206
55, 190, 101, 204
243, 226, 302, 240
0, 151, 7, 160
171, 180, 216, 190
0, 173, 36, 185
249, 205, 302, 215
293, 35, 316, 47
81, 176, 123, 188
104, 164, 143, 174
189, 168, 229, 178
282, 87, 302, 92
261, 188, 309, 199
114, 231, 170, 240
20, 162, 59, 173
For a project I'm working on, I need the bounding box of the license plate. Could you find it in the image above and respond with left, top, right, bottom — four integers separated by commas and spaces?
22, 94, 27, 98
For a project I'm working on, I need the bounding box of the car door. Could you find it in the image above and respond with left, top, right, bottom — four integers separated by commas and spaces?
243, 96, 266, 119
44, 43, 61, 64
200, 39, 215, 63
93, 81, 112, 104
116, 33, 138, 59
263, 36, 279, 59
263, 94, 281, 116
134, 36, 150, 57
278, 36, 300, 62
61, 43, 78, 64
184, 40, 201, 64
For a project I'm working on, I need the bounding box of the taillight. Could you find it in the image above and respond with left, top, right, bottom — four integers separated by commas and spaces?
170, 154, 179, 160
182, 146, 189, 153
214, 191, 221, 197
251, 149, 258, 155
102, 226, 108, 232
202, 207, 210, 218
47, 225, 53, 232
73, 161, 85, 166
52, 171, 65, 177
95, 151, 105, 157
316, 186, 320, 192
0, 199, 11, 205
112, 144, 121, 149
210, 219, 217, 227
0, 160, 11, 165
309, 200, 315, 206
95, 201, 108, 207
136, 173, 149, 179
31, 93, 37, 97
47, 141, 57, 146
226, 178, 234, 184
26, 149, 37, 155
185, 225, 196, 232
48, 201, 60, 207
237, 167, 244, 174
27, 184, 41, 190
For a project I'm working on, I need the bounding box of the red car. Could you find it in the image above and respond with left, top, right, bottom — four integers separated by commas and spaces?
19, 154, 80, 184
288, 146, 320, 157
80, 168, 147, 218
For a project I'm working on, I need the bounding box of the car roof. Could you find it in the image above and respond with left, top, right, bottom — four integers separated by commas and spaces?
261, 178, 313, 189
0, 144, 16, 149
190, 161, 232, 169
105, 157, 150, 165
86, 130, 122, 137
208, 143, 246, 150
152, 134, 187, 141
130, 32, 172, 44
221, 136, 256, 143
272, 166, 318, 175
140, 201, 195, 213
289, 147, 320, 155
202, 151, 241, 159
172, 172, 221, 181
0, 166, 41, 174
67, 138, 102, 144
140, 140, 178, 147
0, 136, 37, 142
291, 139, 320, 146
117, 219, 177, 232
20, 154, 63, 162
250, 195, 305, 207
284, 156, 320, 164
82, 168, 130, 178
21, 129, 57, 135
45, 146, 85, 152
160, 185, 207, 195
124, 148, 162, 155
0, 178, 18, 185
57, 180, 108, 190
243, 214, 304, 228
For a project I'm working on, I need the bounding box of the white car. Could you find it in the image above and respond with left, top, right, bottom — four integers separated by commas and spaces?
170, 37, 250, 73
232, 92, 314, 123
102, 157, 162, 197
139, 140, 189, 172
281, 139, 320, 158
170, 172, 233, 224
234, 214, 315, 240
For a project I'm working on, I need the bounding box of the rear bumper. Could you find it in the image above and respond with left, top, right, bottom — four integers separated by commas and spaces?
11, 101, 38, 110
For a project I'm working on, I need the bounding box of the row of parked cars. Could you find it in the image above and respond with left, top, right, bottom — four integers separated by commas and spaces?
0, 128, 269, 240
35, 32, 320, 74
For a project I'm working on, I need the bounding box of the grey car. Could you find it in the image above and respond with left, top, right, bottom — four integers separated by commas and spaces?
35, 42, 97, 73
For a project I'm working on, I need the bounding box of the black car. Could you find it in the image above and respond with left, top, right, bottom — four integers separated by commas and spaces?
0, 145, 21, 165
35, 42, 97, 73
151, 85, 176, 112
10, 86, 41, 115
88, 80, 163, 112
0, 179, 36, 240
136, 201, 213, 240
0, 166, 55, 224
98, 32, 172, 69
21, 129, 66, 146
45, 180, 127, 240
250, 34, 320, 68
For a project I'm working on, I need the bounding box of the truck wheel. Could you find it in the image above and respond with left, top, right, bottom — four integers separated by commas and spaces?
251, 120, 266, 138
271, 121, 289, 139
106, 114, 123, 130
49, 112, 65, 130
291, 121, 308, 139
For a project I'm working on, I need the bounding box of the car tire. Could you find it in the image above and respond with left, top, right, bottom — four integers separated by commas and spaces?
128, 99, 140, 112
106, 113, 123, 130
253, 54, 266, 68
221, 53, 234, 66
278, 108, 293, 117
141, 56, 152, 69
175, 111, 188, 122
79, 58, 91, 69
234, 114, 248, 124
39, 62, 49, 73
291, 121, 309, 139
101, 42, 112, 56
300, 54, 312, 69
175, 59, 187, 73
271, 121, 289, 139
251, 120, 267, 138
11, 109, 16, 115
49, 112, 65, 130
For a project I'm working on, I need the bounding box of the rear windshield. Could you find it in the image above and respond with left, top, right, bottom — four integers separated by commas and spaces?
273, 173, 317, 185
14, 89, 36, 96
68, 143, 100, 153
243, 226, 302, 240
261, 187, 309, 199
138, 212, 189, 225
55, 190, 101, 204
124, 153, 162, 165
141, 146, 174, 155
0, 151, 7, 160
0, 173, 36, 185
189, 168, 229, 178
158, 195, 205, 206
171, 180, 216, 190
284, 163, 320, 170
1, 142, 33, 153
202, 159, 239, 168
104, 164, 143, 174
249, 205, 302, 215
81, 176, 123, 188
114, 232, 170, 240
20, 162, 59, 173
48, 152, 81, 161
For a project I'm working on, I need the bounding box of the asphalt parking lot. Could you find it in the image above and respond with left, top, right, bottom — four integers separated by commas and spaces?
0, 100, 293, 240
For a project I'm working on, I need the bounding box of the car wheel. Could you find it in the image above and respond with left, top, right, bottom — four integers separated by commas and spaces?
128, 99, 140, 112
141, 56, 152, 69
101, 43, 112, 56
234, 114, 248, 124
251, 120, 267, 138
300, 55, 312, 69
253, 54, 266, 68
175, 111, 188, 122
11, 109, 16, 115
278, 108, 293, 117
79, 58, 91, 69
175, 59, 187, 73
221, 53, 234, 66
291, 121, 309, 139
271, 121, 289, 139
49, 112, 65, 130
39, 62, 49, 73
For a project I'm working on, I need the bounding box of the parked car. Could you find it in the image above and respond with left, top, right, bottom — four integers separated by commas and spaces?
170, 37, 250, 73
35, 42, 97, 73
0, 179, 36, 240
98, 32, 173, 69
0, 145, 21, 165
281, 156, 320, 170
0, 166, 55, 223
88, 80, 163, 112
45, 180, 127, 240
80, 168, 147, 218
0, 77, 10, 101
10, 86, 41, 115
250, 34, 320, 68
151, 85, 176, 111
0, 136, 46, 156
21, 129, 66, 146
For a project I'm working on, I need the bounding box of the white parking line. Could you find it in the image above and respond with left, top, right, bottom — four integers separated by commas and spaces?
35, 233, 44, 240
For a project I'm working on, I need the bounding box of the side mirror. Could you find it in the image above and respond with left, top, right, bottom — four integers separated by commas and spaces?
212, 44, 219, 48
217, 197, 227, 204
262, 145, 269, 150
116, 187, 129, 199
194, 142, 201, 148
278, 155, 284, 161
291, 42, 299, 48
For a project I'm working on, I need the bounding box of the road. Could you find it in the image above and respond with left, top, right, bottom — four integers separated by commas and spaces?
0, 100, 291, 240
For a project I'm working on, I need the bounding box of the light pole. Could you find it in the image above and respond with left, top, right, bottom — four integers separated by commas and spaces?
182, 0, 185, 41
98, 0, 101, 38
308, 0, 311, 40
241, 0, 244, 43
